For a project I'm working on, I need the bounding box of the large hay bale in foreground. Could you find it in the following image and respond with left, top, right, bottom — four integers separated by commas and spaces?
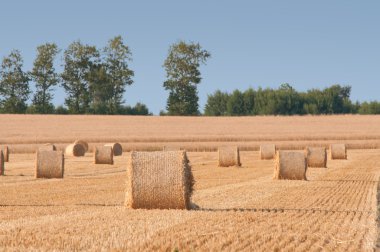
2, 146, 9, 162
274, 151, 307, 180
305, 147, 327, 168
125, 151, 194, 209
104, 143, 122, 156
260, 144, 276, 160
65, 143, 85, 157
163, 146, 181, 151
94, 146, 114, 164
35, 151, 64, 179
330, 144, 347, 160
0, 150, 4, 176
74, 140, 89, 152
218, 146, 241, 167
38, 144, 57, 152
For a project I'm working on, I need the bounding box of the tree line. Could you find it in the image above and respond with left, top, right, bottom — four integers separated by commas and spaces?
1, 37, 379, 116
0, 37, 212, 116
0, 36, 152, 115
205, 84, 380, 116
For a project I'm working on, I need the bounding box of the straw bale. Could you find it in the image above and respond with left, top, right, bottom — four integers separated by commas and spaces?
65, 143, 85, 157
2, 146, 9, 162
218, 146, 241, 167
125, 151, 194, 209
74, 140, 88, 152
260, 144, 276, 160
0, 150, 4, 175
35, 150, 64, 178
105, 143, 122, 156
274, 151, 307, 180
330, 144, 347, 159
305, 147, 327, 168
94, 146, 114, 165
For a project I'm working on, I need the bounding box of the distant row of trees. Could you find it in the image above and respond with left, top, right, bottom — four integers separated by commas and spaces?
1, 37, 379, 116
205, 84, 380, 115
0, 36, 151, 115
0, 37, 211, 115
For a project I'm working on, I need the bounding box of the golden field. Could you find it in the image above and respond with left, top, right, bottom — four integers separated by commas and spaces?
1, 115, 380, 251
2, 114, 380, 153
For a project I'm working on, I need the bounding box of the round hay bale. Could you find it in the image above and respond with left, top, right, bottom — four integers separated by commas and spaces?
73, 140, 88, 152
218, 146, 241, 167
94, 146, 114, 165
305, 147, 327, 168
35, 150, 64, 179
260, 144, 276, 160
104, 143, 122, 156
163, 146, 181, 151
65, 143, 85, 157
274, 151, 307, 180
38, 144, 57, 152
2, 146, 9, 162
125, 151, 194, 210
0, 150, 4, 176
330, 144, 347, 160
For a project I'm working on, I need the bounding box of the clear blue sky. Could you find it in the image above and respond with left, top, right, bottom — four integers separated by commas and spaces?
1, 0, 379, 114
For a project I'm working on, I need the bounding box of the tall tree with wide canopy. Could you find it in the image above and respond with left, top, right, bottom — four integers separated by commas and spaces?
0, 50, 30, 113
30, 43, 60, 113
163, 41, 210, 115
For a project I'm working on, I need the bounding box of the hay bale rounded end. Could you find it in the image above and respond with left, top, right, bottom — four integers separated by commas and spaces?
218, 146, 241, 167
65, 143, 85, 157
330, 144, 347, 160
74, 140, 89, 152
125, 151, 194, 210
0, 150, 4, 176
104, 143, 122, 156
305, 147, 327, 168
2, 146, 9, 162
35, 150, 64, 179
274, 151, 307, 180
94, 146, 114, 165
260, 144, 276, 160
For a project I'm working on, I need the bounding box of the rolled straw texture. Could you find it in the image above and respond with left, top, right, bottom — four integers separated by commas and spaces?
35, 150, 64, 179
94, 146, 114, 164
305, 147, 327, 168
260, 144, 276, 160
125, 151, 194, 210
74, 140, 89, 152
330, 144, 347, 160
105, 143, 122, 156
274, 151, 307, 180
218, 146, 241, 167
65, 143, 85, 157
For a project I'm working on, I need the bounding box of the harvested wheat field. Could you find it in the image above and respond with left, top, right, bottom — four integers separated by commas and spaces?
1, 115, 380, 251
0, 149, 379, 251
2, 115, 380, 153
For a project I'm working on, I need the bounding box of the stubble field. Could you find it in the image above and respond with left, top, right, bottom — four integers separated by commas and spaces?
0, 115, 380, 251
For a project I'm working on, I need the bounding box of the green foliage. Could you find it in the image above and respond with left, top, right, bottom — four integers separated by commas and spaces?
227, 90, 245, 116
54, 105, 69, 115
204, 84, 361, 116
163, 41, 210, 115
119, 102, 152, 115
358, 101, 380, 114
0, 50, 30, 113
204, 90, 229, 116
30, 43, 60, 114
61, 41, 99, 114
102, 36, 134, 114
